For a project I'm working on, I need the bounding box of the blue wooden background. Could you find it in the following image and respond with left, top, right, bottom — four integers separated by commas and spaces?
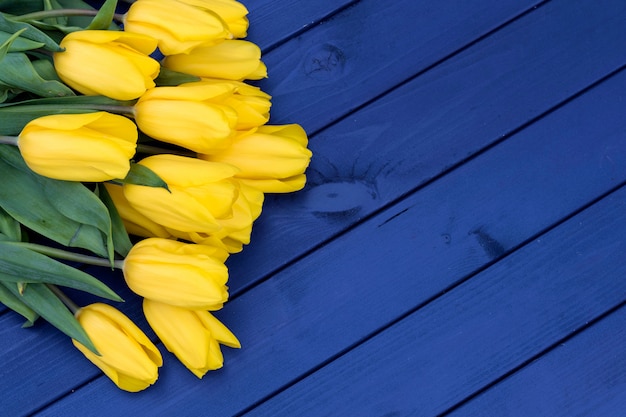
2, 0, 626, 415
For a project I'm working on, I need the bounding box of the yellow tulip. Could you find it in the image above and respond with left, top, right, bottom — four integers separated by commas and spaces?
104, 183, 173, 239
134, 83, 239, 153
201, 124, 312, 192
124, 0, 230, 55
122, 155, 239, 234
53, 30, 159, 100
72, 303, 162, 392
143, 299, 240, 378
177, 0, 249, 38
18, 112, 137, 182
202, 79, 272, 130
123, 238, 229, 309
163, 40, 267, 81
166, 180, 264, 253
209, 180, 264, 249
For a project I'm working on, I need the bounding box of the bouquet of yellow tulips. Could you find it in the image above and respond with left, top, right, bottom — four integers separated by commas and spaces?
0, 0, 311, 392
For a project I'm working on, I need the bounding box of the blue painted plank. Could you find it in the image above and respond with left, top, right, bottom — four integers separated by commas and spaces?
245, 186, 626, 416
260, 0, 542, 133
4, 0, 617, 412
33, 53, 626, 416
247, 0, 358, 51
228, 0, 626, 293
4, 0, 626, 414
0, 3, 550, 410
447, 306, 626, 417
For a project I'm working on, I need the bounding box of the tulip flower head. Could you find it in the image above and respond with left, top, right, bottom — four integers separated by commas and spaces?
53, 30, 160, 100
163, 40, 267, 81
201, 124, 312, 192
177, 0, 250, 38
164, 180, 264, 253
123, 155, 239, 234
104, 183, 173, 239
201, 79, 272, 130
207, 180, 264, 251
123, 238, 230, 309
124, 0, 231, 55
72, 303, 163, 392
18, 112, 138, 182
134, 83, 239, 153
143, 299, 240, 378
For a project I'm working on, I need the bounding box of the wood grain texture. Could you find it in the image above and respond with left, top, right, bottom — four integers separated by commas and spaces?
227, 0, 626, 294
33, 42, 626, 417
3, 0, 626, 415
246, 186, 626, 416
247, 0, 359, 51
260, 0, 543, 133
446, 305, 626, 417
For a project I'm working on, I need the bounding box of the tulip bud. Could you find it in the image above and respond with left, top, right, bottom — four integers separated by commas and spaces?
122, 155, 239, 234
166, 180, 264, 253
18, 112, 138, 182
143, 299, 240, 378
72, 303, 162, 392
177, 0, 249, 38
201, 124, 312, 192
163, 40, 267, 81
104, 183, 173, 239
123, 238, 229, 309
201, 79, 272, 130
209, 180, 264, 250
53, 30, 159, 100
124, 0, 231, 55
134, 83, 239, 153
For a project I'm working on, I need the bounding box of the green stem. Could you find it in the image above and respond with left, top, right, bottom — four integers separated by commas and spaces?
92, 104, 136, 115
0, 103, 135, 116
12, 9, 125, 23
0, 136, 18, 146
9, 241, 124, 269
47, 283, 80, 314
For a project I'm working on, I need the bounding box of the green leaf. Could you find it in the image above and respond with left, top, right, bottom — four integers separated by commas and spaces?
0, 29, 44, 53
0, 95, 134, 135
0, 105, 94, 135
0, 282, 37, 326
0, 94, 135, 108
120, 162, 170, 191
0, 13, 62, 51
0, 145, 113, 259
0, 206, 21, 241
26, 20, 84, 35
57, 0, 118, 30
0, 29, 38, 61
0, 53, 74, 99
96, 183, 133, 257
2, 281, 98, 353
42, 0, 68, 26
30, 57, 62, 82
0, 242, 122, 301
87, 0, 118, 30
0, 1, 46, 14
155, 67, 201, 87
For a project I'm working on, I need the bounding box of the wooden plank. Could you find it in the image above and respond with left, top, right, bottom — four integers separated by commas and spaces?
260, 0, 542, 133
6, 0, 626, 413
0, 0, 543, 364
32, 56, 626, 416
227, 0, 626, 293
244, 187, 626, 416
446, 306, 626, 417
247, 0, 358, 51
0, 2, 537, 318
